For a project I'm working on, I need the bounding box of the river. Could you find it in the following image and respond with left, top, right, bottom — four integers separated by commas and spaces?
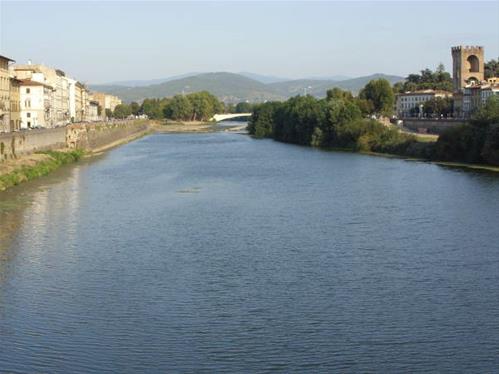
1, 128, 499, 372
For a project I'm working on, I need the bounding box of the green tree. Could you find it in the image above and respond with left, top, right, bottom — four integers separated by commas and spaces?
248, 102, 281, 138
163, 95, 193, 121
129, 102, 141, 115
105, 108, 113, 118
471, 95, 499, 126
141, 98, 164, 119
235, 102, 253, 113
484, 59, 499, 80
359, 79, 395, 116
423, 97, 453, 117
113, 104, 132, 119
326, 87, 353, 101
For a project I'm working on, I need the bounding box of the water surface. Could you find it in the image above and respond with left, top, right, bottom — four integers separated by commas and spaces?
1, 132, 499, 372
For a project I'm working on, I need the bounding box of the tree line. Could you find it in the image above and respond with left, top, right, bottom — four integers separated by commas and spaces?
248, 79, 499, 166
108, 91, 228, 121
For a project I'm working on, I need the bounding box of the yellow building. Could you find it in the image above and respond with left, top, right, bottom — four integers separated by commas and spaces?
0, 54, 15, 132
90, 92, 122, 118
9, 77, 21, 131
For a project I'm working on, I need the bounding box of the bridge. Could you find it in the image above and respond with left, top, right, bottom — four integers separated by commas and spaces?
211, 113, 252, 122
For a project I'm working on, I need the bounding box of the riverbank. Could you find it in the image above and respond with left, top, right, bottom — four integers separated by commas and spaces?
0, 120, 152, 192
0, 150, 84, 191
0, 119, 250, 192
153, 120, 218, 133
314, 144, 499, 173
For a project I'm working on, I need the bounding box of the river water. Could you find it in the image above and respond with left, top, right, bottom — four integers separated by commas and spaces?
1, 128, 499, 372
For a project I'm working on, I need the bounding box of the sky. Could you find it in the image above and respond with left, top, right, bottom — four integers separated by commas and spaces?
0, 1, 498, 84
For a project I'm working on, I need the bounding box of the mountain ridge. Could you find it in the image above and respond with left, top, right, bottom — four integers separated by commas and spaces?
89, 72, 404, 103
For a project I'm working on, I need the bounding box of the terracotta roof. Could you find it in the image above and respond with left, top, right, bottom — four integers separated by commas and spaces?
18, 79, 53, 89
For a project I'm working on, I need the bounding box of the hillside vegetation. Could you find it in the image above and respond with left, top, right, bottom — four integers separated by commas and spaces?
90, 72, 403, 103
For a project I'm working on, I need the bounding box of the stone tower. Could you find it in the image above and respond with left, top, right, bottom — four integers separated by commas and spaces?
451, 45, 484, 91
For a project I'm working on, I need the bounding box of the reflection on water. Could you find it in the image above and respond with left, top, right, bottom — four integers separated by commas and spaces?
1, 132, 499, 373
0, 163, 84, 251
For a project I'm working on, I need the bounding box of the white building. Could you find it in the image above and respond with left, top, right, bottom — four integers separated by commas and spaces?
396, 90, 452, 117
480, 85, 499, 106
13, 63, 87, 127
18, 79, 54, 129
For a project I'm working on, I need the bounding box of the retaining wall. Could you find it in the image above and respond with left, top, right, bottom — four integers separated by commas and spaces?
0, 120, 151, 161
66, 121, 150, 151
0, 127, 66, 161
402, 118, 466, 134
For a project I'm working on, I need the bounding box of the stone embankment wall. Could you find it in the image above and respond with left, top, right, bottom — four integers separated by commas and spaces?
402, 118, 466, 134
0, 120, 150, 161
66, 121, 150, 151
0, 127, 67, 161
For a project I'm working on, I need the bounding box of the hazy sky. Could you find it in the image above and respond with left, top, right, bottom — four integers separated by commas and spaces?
1, 1, 498, 84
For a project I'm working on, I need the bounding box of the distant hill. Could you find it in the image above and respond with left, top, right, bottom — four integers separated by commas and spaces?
89, 72, 404, 103
334, 73, 404, 93
238, 72, 290, 84
95, 73, 201, 87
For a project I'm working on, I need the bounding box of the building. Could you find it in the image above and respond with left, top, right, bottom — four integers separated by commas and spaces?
75, 82, 88, 122
450, 45, 499, 117
18, 79, 54, 129
90, 92, 122, 118
480, 84, 499, 106
9, 77, 21, 131
0, 54, 15, 132
396, 90, 452, 117
86, 100, 100, 122
451, 45, 484, 91
14, 64, 71, 126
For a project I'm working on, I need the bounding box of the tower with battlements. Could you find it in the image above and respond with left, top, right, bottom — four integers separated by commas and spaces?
452, 46, 484, 91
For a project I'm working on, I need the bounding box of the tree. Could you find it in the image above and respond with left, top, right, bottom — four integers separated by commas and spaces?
105, 108, 113, 118
471, 95, 499, 126
235, 102, 253, 113
326, 87, 353, 101
248, 102, 280, 138
141, 98, 164, 119
113, 104, 132, 119
187, 91, 222, 121
398, 64, 453, 92
129, 102, 141, 115
163, 95, 193, 121
359, 79, 395, 116
423, 97, 453, 117
484, 59, 499, 80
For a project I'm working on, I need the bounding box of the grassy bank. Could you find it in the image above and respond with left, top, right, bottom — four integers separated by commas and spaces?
0, 150, 84, 191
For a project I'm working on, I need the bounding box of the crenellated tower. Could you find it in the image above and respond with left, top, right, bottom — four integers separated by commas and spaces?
451, 45, 484, 91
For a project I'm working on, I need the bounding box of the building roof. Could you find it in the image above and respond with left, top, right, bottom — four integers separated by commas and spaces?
18, 79, 54, 89
13, 66, 42, 73
9, 77, 22, 84
0, 54, 15, 63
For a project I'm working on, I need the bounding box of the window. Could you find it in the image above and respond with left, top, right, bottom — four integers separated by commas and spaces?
26, 88, 31, 94
27, 113, 31, 118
